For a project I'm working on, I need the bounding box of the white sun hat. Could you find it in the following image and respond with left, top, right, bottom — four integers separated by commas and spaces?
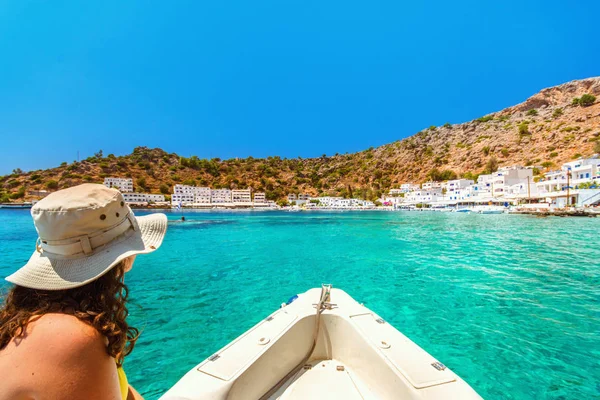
5, 183, 167, 290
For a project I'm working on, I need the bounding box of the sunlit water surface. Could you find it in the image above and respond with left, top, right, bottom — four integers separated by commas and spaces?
1, 209, 599, 399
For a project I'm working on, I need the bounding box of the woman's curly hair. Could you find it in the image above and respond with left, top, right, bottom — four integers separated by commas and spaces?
0, 260, 138, 367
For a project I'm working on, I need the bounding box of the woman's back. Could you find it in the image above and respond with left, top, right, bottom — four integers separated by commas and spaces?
0, 184, 167, 400
0, 313, 123, 400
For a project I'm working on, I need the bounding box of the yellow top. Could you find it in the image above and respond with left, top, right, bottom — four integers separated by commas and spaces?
117, 366, 128, 400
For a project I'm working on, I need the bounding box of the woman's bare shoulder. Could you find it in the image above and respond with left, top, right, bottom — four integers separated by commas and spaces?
0, 313, 121, 400
5, 313, 107, 362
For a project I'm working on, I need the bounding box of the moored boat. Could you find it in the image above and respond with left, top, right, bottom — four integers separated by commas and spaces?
0, 202, 33, 209
473, 205, 506, 214
161, 286, 482, 399
454, 208, 471, 213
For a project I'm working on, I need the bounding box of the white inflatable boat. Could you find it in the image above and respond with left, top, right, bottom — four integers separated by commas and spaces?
161, 285, 482, 399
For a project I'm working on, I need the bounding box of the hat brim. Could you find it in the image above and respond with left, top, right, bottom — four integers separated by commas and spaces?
5, 213, 168, 290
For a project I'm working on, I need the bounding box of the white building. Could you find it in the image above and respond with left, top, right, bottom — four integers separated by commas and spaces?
194, 187, 211, 204
442, 179, 474, 201
122, 193, 165, 204
211, 189, 232, 204
505, 181, 539, 199
313, 196, 341, 207
460, 184, 489, 200
146, 194, 166, 203
389, 183, 419, 195
477, 166, 533, 197
253, 192, 266, 204
232, 188, 252, 203
288, 193, 311, 205
536, 157, 600, 194
172, 185, 211, 204
104, 178, 133, 193
405, 188, 443, 204
565, 157, 600, 184
422, 181, 442, 190
171, 193, 194, 205
171, 185, 207, 206
311, 197, 374, 209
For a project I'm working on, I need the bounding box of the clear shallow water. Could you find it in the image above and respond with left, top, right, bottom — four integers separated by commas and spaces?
1, 209, 599, 399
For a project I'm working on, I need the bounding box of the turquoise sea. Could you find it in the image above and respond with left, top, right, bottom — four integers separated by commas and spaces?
1, 209, 599, 399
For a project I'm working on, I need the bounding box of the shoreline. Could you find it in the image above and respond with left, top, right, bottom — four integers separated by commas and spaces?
128, 206, 600, 217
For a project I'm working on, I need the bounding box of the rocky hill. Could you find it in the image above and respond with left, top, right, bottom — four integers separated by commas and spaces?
1, 77, 599, 203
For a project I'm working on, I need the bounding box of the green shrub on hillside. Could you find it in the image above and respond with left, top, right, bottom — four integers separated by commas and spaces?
552, 108, 563, 118
136, 177, 147, 191
561, 126, 580, 132
427, 168, 457, 181
461, 171, 479, 181
572, 97, 580, 106
159, 184, 170, 194
549, 152, 558, 158
476, 115, 494, 123
443, 122, 452, 128
482, 146, 490, 155
579, 94, 596, 107
46, 180, 58, 190
595, 141, 600, 153
541, 161, 554, 168
501, 148, 509, 157
526, 109, 538, 116
518, 122, 530, 136
10, 187, 26, 199
485, 157, 498, 173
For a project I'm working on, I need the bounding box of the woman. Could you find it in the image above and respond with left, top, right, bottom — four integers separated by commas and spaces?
0, 184, 167, 400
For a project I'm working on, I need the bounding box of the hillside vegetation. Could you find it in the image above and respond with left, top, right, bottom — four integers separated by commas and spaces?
2, 77, 599, 203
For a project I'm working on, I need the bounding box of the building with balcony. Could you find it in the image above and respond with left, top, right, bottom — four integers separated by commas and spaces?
253, 192, 266, 204
104, 178, 133, 193
232, 188, 252, 203
210, 189, 232, 204
422, 181, 442, 190
477, 166, 533, 197
404, 188, 443, 204
122, 193, 165, 204
442, 179, 475, 201
172, 185, 211, 205
536, 157, 600, 194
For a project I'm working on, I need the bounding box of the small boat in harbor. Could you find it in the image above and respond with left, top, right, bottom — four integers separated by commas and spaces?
161, 286, 482, 400
473, 205, 506, 214
0, 202, 33, 209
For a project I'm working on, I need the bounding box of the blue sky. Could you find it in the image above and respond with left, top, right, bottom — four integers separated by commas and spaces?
0, 1, 598, 174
